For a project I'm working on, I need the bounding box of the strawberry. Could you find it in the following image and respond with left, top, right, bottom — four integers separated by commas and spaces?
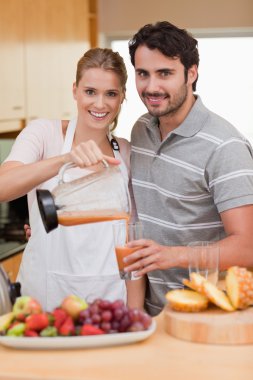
52, 308, 68, 330
80, 324, 105, 336
25, 329, 39, 337
25, 313, 49, 332
58, 316, 75, 336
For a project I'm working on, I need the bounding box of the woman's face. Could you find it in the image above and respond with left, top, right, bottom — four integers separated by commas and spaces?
73, 68, 124, 130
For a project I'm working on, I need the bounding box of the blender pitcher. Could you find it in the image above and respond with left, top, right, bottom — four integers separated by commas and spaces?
36, 160, 131, 233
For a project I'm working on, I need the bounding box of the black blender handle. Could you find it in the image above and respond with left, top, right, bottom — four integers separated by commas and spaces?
36, 189, 58, 233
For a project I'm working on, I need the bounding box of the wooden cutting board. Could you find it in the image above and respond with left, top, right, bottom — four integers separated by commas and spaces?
164, 305, 253, 345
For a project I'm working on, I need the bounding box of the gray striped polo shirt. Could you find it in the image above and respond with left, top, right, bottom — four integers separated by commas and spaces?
130, 96, 253, 316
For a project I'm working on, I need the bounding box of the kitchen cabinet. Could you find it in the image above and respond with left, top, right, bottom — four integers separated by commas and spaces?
0, 0, 96, 132
89, 0, 98, 48
24, 0, 90, 121
1, 252, 23, 282
0, 0, 25, 132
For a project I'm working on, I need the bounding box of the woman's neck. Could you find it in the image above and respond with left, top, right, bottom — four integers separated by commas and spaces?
73, 120, 114, 157
74, 118, 109, 146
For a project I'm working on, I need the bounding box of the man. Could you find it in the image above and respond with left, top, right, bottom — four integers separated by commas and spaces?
124, 21, 253, 316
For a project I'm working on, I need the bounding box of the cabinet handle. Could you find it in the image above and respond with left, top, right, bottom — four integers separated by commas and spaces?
12, 106, 23, 110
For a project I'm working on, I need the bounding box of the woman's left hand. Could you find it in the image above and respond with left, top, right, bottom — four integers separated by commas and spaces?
24, 224, 31, 240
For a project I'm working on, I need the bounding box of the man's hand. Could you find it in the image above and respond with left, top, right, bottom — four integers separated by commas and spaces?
123, 239, 179, 277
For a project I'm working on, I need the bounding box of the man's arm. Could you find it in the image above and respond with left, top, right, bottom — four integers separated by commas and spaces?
123, 204, 253, 276
218, 204, 253, 269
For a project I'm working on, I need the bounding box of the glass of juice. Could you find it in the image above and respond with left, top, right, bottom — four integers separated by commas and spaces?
113, 221, 143, 280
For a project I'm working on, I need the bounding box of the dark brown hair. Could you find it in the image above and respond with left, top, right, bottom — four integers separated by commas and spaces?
129, 21, 199, 91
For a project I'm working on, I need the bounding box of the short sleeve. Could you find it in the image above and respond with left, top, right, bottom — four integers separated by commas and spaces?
4, 119, 60, 164
206, 138, 253, 212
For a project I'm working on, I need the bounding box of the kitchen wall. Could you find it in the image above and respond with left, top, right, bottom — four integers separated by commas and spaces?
98, 0, 253, 37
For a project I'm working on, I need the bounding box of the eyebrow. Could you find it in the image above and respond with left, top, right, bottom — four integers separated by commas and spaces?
83, 86, 119, 92
135, 69, 147, 73
157, 68, 175, 74
135, 68, 175, 74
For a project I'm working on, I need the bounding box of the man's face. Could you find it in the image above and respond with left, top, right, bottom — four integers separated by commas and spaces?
134, 45, 195, 118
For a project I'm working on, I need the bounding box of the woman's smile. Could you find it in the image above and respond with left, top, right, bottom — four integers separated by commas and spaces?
88, 111, 109, 120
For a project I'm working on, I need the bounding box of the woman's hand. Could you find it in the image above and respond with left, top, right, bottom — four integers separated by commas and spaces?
24, 224, 31, 240
63, 140, 120, 168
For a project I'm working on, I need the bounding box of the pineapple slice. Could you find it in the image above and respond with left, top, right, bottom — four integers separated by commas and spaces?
165, 289, 209, 312
188, 272, 207, 293
226, 266, 253, 309
202, 281, 235, 311
182, 278, 196, 290
185, 272, 235, 311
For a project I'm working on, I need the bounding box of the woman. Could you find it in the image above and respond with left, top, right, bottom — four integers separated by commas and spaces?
0, 48, 145, 311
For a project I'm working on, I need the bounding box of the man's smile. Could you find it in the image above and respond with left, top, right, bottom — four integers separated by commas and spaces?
143, 93, 168, 106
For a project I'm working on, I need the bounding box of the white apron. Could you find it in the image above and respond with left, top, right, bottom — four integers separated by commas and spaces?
17, 119, 128, 311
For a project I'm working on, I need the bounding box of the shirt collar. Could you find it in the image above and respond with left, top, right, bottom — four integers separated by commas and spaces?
146, 96, 209, 138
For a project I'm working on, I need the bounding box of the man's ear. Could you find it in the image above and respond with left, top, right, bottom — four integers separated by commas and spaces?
73, 82, 77, 100
188, 65, 198, 85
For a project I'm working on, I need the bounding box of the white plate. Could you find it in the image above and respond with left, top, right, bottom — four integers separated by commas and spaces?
0, 320, 156, 350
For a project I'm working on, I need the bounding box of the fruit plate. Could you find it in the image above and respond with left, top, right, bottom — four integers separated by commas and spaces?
0, 320, 156, 350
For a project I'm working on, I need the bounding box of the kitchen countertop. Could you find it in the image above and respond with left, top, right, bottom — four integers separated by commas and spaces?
0, 311, 252, 380
0, 242, 26, 262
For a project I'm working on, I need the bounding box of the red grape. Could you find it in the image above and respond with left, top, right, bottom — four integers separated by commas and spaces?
118, 314, 131, 332
99, 300, 112, 310
113, 308, 124, 321
91, 313, 101, 324
128, 308, 141, 322
140, 313, 152, 329
76, 298, 152, 335
111, 299, 125, 310
100, 322, 111, 333
101, 310, 113, 322
127, 322, 145, 332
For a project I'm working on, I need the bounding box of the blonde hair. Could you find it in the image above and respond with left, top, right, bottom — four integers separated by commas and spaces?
76, 48, 128, 131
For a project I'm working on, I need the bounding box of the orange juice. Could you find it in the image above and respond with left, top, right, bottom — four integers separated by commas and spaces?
115, 246, 142, 270
58, 210, 130, 226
